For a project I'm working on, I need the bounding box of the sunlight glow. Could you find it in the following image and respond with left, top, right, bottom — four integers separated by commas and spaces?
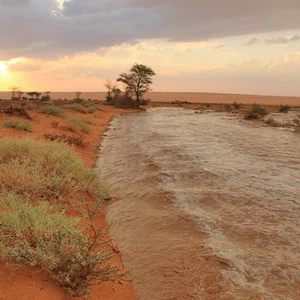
0, 62, 7, 72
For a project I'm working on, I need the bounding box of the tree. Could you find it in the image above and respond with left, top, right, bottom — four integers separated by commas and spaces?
75, 91, 81, 100
11, 86, 20, 100
117, 63, 156, 108
103, 80, 117, 103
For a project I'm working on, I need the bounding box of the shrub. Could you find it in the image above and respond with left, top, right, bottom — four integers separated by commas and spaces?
82, 116, 95, 124
0, 137, 107, 203
3, 118, 32, 131
39, 105, 65, 118
64, 115, 92, 133
109, 93, 136, 108
65, 103, 85, 112
0, 193, 124, 297
87, 106, 97, 113
232, 101, 241, 110
279, 105, 291, 113
244, 104, 269, 119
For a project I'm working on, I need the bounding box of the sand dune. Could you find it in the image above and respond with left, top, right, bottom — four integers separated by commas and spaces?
1, 91, 299, 105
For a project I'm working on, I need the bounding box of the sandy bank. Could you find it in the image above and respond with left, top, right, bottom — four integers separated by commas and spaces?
0, 105, 138, 300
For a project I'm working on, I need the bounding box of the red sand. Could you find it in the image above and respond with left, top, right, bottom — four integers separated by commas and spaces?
0, 105, 138, 300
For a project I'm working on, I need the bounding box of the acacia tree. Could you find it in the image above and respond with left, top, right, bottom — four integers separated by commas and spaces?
117, 63, 156, 108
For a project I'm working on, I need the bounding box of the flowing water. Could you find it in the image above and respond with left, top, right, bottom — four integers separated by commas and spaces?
97, 108, 300, 300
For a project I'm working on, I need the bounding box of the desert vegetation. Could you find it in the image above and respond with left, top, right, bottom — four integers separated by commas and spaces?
64, 115, 92, 133
104, 63, 155, 109
3, 117, 32, 131
0, 137, 125, 297
244, 104, 269, 119
39, 104, 66, 117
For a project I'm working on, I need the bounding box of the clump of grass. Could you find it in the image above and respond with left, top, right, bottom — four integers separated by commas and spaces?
44, 133, 87, 147
64, 115, 92, 133
0, 137, 106, 203
65, 103, 85, 112
244, 104, 269, 119
82, 116, 95, 124
39, 105, 65, 118
3, 118, 32, 131
279, 105, 291, 113
87, 106, 97, 113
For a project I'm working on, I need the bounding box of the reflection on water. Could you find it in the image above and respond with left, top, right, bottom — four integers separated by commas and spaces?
97, 108, 300, 300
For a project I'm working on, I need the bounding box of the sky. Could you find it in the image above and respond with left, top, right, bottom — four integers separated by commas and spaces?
1, 0, 300, 96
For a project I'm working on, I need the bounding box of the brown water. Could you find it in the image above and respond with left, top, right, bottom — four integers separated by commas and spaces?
97, 108, 300, 300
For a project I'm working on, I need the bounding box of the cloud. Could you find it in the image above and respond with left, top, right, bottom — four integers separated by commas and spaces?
0, 0, 300, 60
245, 35, 300, 45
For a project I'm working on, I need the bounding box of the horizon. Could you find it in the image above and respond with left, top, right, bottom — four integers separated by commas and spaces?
1, 1, 300, 96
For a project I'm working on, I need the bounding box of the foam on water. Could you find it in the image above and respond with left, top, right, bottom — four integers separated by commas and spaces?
97, 108, 300, 300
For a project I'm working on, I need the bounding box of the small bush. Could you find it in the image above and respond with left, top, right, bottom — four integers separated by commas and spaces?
244, 104, 269, 119
65, 103, 85, 112
87, 107, 97, 113
111, 94, 136, 108
82, 116, 95, 124
233, 101, 241, 110
3, 118, 32, 131
39, 105, 65, 118
279, 105, 291, 113
0, 193, 123, 297
64, 115, 92, 133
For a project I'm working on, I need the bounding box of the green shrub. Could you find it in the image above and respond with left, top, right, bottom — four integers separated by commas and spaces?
87, 106, 97, 113
3, 118, 32, 131
65, 103, 85, 112
82, 116, 95, 124
0, 193, 123, 297
0, 137, 106, 203
279, 105, 291, 113
64, 116, 92, 133
39, 105, 65, 118
244, 104, 269, 119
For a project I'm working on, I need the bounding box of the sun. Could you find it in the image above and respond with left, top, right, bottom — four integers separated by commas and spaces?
0, 61, 7, 73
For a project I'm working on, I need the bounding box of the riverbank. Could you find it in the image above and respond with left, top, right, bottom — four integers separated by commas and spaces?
0, 104, 138, 300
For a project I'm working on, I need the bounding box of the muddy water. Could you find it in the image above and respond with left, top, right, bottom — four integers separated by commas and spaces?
97, 108, 300, 300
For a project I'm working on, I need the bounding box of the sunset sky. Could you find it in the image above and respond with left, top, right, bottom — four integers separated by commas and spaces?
1, 0, 300, 96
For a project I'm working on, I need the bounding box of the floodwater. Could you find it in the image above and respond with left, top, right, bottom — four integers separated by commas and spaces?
97, 108, 300, 300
